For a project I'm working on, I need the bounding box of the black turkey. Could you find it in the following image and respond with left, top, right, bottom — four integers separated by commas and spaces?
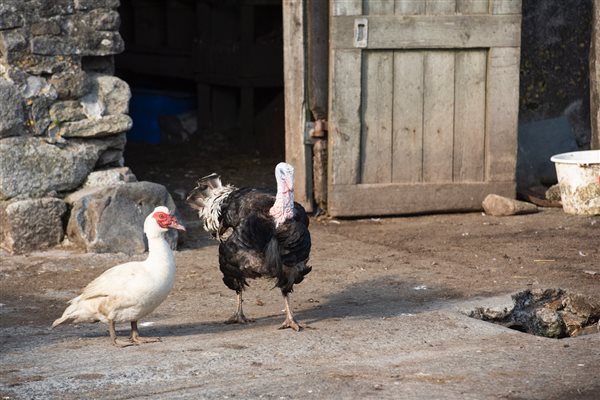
186, 162, 312, 331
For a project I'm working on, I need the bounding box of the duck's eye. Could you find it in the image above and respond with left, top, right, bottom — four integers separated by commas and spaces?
157, 213, 167, 219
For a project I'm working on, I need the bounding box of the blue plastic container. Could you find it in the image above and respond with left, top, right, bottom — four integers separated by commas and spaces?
127, 89, 196, 144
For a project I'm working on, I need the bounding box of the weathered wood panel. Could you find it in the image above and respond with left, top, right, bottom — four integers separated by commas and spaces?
332, 0, 362, 16
395, 0, 426, 15
283, 0, 311, 210
457, 0, 489, 14
485, 47, 520, 182
591, 0, 600, 150
331, 15, 521, 49
454, 50, 487, 181
492, 0, 522, 14
426, 0, 456, 14
423, 51, 455, 182
329, 181, 516, 216
329, 49, 362, 185
365, 0, 394, 14
361, 51, 393, 183
392, 51, 424, 183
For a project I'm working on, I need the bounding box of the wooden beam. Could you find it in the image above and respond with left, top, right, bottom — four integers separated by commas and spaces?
307, 0, 329, 120
328, 181, 516, 217
283, 0, 312, 211
591, 0, 600, 149
331, 14, 521, 49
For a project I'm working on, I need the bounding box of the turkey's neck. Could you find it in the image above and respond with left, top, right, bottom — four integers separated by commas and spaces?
269, 179, 294, 227
146, 235, 175, 269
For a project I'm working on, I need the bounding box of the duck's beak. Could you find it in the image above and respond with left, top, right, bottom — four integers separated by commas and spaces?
168, 217, 186, 231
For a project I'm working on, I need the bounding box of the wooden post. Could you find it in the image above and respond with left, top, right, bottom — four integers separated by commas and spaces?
591, 0, 600, 149
283, 0, 312, 211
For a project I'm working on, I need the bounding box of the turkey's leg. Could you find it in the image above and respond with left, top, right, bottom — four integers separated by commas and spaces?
129, 321, 161, 344
108, 320, 134, 347
279, 294, 302, 331
225, 291, 252, 324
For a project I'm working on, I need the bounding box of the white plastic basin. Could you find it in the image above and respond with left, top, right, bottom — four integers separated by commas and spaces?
550, 150, 600, 215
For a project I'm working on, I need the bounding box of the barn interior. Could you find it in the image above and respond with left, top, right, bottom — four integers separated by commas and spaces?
115, 0, 285, 204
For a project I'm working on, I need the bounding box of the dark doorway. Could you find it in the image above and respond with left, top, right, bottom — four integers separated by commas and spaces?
115, 0, 285, 209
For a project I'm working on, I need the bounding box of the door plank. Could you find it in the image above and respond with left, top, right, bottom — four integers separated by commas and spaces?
485, 47, 520, 182
332, 0, 362, 16
392, 51, 424, 183
331, 15, 521, 49
454, 50, 487, 181
395, 0, 426, 15
426, 0, 456, 14
423, 51, 455, 182
329, 181, 515, 216
492, 0, 522, 14
361, 50, 394, 183
457, 0, 489, 14
365, 0, 395, 14
329, 49, 363, 185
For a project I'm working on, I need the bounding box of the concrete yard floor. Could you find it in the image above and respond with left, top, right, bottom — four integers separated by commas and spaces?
1, 208, 599, 399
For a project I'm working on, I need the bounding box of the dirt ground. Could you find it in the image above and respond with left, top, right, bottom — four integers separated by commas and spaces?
1, 145, 599, 399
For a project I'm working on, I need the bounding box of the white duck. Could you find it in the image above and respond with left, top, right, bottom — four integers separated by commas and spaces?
52, 206, 185, 347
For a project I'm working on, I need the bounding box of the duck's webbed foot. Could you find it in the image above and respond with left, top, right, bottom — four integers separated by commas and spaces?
108, 320, 135, 348
129, 321, 161, 344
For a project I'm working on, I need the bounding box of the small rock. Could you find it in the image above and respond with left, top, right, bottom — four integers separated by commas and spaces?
545, 184, 561, 202
482, 194, 538, 216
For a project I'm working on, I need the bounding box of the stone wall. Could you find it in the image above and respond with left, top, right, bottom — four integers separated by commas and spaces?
0, 0, 178, 254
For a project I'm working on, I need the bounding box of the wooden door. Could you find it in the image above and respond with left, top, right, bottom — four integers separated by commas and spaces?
328, 0, 522, 216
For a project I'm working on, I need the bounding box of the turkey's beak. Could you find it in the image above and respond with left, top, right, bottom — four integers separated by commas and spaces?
169, 218, 186, 231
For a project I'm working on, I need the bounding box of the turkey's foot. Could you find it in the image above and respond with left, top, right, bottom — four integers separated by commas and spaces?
225, 312, 253, 324
279, 317, 302, 331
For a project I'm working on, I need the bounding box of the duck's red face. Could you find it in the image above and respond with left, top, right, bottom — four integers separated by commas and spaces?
152, 211, 186, 231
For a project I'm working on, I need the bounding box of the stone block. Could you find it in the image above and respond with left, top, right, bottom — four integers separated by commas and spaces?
31, 31, 124, 56
0, 30, 27, 63
482, 194, 539, 217
60, 114, 132, 138
49, 100, 86, 122
0, 136, 105, 199
31, 20, 62, 36
82, 166, 137, 188
67, 181, 180, 254
0, 0, 24, 30
12, 54, 76, 76
22, 76, 58, 136
81, 9, 120, 31
74, 0, 120, 10
0, 197, 67, 254
48, 67, 89, 100
37, 0, 74, 17
81, 73, 130, 118
0, 79, 24, 138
